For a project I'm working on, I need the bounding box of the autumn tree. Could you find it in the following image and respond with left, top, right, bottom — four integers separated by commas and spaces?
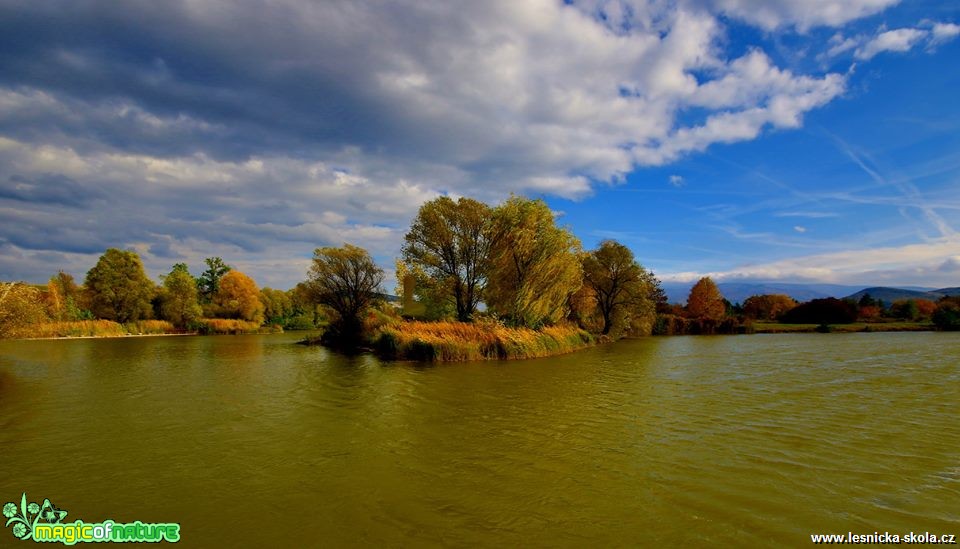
306, 244, 384, 346
45, 271, 83, 321
486, 196, 582, 328
915, 299, 937, 319
686, 277, 726, 320
401, 196, 492, 322
84, 248, 155, 323
0, 282, 48, 338
159, 263, 202, 328
209, 270, 265, 324
289, 282, 325, 328
742, 294, 797, 321
933, 297, 960, 331
394, 259, 453, 320
260, 287, 293, 325
581, 240, 655, 336
197, 257, 232, 303
780, 298, 858, 324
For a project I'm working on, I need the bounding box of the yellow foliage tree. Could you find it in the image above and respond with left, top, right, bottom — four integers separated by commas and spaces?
210, 270, 265, 325
0, 282, 48, 338
486, 196, 583, 328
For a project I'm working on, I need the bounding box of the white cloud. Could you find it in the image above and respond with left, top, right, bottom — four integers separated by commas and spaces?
855, 28, 929, 59
0, 0, 938, 286
930, 22, 960, 46
793, 226, 807, 233
706, 0, 900, 31
669, 174, 685, 187
661, 236, 960, 286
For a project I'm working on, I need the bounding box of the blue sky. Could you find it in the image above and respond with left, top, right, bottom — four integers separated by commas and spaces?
0, 0, 958, 290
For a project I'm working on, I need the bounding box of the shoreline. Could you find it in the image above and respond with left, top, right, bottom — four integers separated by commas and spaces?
21, 332, 199, 341
7, 322, 941, 345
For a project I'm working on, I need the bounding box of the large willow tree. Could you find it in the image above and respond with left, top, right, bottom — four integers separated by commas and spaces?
486, 196, 582, 328
401, 196, 492, 322
307, 244, 384, 347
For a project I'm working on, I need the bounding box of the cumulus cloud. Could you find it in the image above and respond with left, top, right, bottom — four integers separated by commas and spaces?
793, 226, 807, 233
0, 0, 925, 285
669, 175, 685, 187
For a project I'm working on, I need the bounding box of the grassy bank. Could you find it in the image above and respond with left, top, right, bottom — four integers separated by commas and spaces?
15, 319, 178, 338
372, 320, 595, 361
754, 321, 935, 333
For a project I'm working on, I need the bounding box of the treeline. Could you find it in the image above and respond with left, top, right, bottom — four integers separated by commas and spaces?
654, 287, 960, 333
0, 251, 325, 338
5, 194, 957, 345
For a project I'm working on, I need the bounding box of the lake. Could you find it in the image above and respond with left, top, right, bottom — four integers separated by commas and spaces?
1, 332, 957, 546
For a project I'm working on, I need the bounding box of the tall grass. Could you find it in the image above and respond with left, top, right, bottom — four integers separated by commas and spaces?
373, 320, 594, 362
196, 318, 264, 335
18, 320, 126, 338
123, 320, 177, 334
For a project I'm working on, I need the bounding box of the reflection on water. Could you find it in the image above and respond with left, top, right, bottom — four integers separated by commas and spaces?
1, 332, 958, 546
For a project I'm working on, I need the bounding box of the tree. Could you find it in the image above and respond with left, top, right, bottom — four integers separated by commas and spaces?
401, 196, 492, 322
159, 263, 202, 328
686, 277, 726, 320
197, 257, 232, 303
209, 270, 265, 324
780, 298, 858, 324
915, 299, 937, 319
306, 244, 384, 346
394, 259, 453, 320
486, 196, 583, 328
45, 271, 80, 321
890, 299, 920, 320
260, 287, 293, 325
647, 273, 670, 313
581, 240, 654, 336
84, 248, 155, 322
0, 282, 48, 338
742, 294, 797, 321
932, 298, 960, 331
858, 293, 877, 308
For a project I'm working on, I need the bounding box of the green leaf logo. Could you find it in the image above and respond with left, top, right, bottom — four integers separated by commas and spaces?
3, 493, 68, 541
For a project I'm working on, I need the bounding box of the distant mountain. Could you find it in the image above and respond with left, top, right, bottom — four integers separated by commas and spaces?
661, 282, 862, 305
845, 287, 960, 303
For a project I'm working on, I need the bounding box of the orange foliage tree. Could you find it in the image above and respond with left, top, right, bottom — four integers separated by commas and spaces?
686, 277, 726, 320
742, 294, 797, 320
209, 270, 265, 324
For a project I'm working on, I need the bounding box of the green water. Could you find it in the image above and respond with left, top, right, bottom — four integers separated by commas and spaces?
1, 333, 958, 547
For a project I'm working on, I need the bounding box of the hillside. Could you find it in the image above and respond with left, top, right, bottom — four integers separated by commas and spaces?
845, 287, 954, 303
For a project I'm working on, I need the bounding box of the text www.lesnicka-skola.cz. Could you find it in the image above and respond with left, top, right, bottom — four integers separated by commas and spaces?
811, 532, 957, 544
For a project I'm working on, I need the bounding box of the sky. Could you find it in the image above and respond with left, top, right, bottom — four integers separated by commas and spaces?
0, 0, 958, 290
